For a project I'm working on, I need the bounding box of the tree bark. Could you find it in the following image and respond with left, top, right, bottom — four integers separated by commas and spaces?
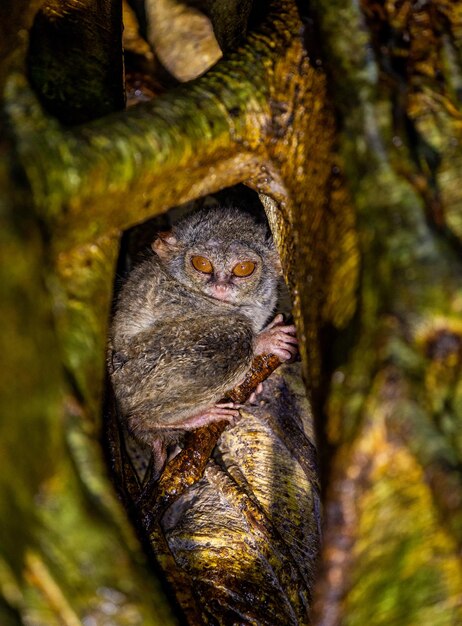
27, 0, 125, 123
311, 1, 462, 623
1, 0, 462, 624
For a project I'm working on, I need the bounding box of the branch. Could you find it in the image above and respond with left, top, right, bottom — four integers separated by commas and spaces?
139, 354, 281, 532
7, 1, 299, 253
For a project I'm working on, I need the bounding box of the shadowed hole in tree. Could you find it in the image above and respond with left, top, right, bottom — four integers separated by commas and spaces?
104, 185, 321, 625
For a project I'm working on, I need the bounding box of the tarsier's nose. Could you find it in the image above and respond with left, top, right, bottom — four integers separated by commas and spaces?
210, 282, 232, 301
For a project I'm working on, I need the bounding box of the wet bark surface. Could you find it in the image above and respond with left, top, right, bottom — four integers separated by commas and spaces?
1, 0, 462, 624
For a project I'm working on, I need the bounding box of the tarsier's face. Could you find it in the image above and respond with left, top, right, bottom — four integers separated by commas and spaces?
152, 208, 280, 318
182, 242, 264, 304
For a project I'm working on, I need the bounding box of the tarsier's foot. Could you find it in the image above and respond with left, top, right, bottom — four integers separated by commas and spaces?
254, 314, 298, 362
181, 402, 241, 430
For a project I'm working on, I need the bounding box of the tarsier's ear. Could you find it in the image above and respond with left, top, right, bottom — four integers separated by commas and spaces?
151, 231, 179, 259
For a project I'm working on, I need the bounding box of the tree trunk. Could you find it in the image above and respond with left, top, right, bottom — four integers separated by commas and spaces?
1, 0, 461, 624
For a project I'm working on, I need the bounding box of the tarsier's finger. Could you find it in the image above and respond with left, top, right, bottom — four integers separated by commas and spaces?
272, 347, 293, 361
246, 381, 264, 404
276, 338, 298, 355
266, 313, 284, 329
277, 333, 298, 344
269, 327, 296, 339
214, 408, 240, 418
277, 340, 298, 353
277, 324, 297, 335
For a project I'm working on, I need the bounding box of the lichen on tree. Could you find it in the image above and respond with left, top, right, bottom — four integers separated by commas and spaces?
1, 0, 462, 624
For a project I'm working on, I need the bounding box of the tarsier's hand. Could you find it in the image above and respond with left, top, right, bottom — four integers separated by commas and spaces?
248, 383, 264, 405
254, 314, 298, 362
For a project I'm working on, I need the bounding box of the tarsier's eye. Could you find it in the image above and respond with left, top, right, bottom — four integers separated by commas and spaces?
232, 261, 256, 277
191, 255, 214, 274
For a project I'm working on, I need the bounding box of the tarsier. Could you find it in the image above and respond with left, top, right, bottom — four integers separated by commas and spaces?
109, 207, 298, 475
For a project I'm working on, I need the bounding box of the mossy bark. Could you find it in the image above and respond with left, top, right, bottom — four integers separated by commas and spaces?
1, 1, 176, 624
311, 1, 462, 624
1, 0, 462, 624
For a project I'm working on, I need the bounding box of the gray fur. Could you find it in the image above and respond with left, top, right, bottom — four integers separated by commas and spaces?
109, 207, 280, 449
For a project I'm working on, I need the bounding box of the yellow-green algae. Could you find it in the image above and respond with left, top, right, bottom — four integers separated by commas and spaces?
345, 418, 462, 626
